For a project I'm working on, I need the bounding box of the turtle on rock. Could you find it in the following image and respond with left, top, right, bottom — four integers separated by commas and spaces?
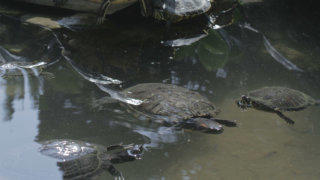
95, 83, 237, 133
236, 87, 320, 125
39, 139, 143, 179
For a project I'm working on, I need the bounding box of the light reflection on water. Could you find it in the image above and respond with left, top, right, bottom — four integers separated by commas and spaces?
0, 0, 320, 179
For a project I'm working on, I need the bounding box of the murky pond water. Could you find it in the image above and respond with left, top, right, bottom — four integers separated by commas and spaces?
1, 0, 320, 179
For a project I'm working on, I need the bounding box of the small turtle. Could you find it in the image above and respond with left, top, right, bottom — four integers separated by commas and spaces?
139, 0, 214, 22
236, 87, 320, 124
39, 139, 143, 179
96, 83, 236, 133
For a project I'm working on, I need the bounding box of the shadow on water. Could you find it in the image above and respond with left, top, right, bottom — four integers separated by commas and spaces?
0, 0, 320, 179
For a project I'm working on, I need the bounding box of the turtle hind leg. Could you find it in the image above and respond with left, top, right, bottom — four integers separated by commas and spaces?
275, 111, 295, 125
213, 118, 237, 127
315, 99, 320, 106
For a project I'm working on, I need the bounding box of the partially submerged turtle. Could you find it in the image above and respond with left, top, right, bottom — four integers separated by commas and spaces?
140, 0, 214, 22
96, 83, 237, 133
39, 139, 143, 179
236, 87, 320, 124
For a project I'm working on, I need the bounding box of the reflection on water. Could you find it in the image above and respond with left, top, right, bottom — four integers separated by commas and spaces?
0, 0, 320, 179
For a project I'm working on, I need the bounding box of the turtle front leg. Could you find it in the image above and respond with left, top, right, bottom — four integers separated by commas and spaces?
105, 163, 124, 179
275, 111, 295, 125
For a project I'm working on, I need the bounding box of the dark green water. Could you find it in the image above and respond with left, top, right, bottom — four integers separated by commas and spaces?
1, 1, 320, 179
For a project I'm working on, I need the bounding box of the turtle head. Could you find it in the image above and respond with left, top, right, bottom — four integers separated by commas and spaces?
126, 144, 144, 160
236, 95, 252, 109
109, 144, 143, 164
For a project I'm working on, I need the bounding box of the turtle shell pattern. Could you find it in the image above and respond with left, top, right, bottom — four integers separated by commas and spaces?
39, 140, 109, 179
121, 83, 218, 123
248, 87, 316, 111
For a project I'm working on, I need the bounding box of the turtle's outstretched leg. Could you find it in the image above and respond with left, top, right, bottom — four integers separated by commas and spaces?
105, 163, 124, 179
275, 111, 295, 125
97, 0, 111, 24
212, 118, 237, 127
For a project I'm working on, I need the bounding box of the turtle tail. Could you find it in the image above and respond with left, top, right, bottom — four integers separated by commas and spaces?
315, 99, 320, 106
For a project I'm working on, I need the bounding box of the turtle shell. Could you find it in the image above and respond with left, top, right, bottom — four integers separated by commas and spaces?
121, 83, 218, 123
152, 0, 213, 21
248, 87, 316, 111
39, 140, 100, 161
39, 140, 109, 179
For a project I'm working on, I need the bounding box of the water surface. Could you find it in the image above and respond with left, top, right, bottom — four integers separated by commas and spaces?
0, 1, 320, 179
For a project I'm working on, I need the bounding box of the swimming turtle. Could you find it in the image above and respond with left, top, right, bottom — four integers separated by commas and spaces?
96, 83, 237, 133
140, 0, 214, 22
236, 87, 320, 124
39, 139, 143, 179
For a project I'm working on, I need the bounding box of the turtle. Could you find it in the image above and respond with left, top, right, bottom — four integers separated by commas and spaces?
95, 83, 237, 133
139, 0, 215, 22
39, 139, 143, 179
236, 87, 320, 125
